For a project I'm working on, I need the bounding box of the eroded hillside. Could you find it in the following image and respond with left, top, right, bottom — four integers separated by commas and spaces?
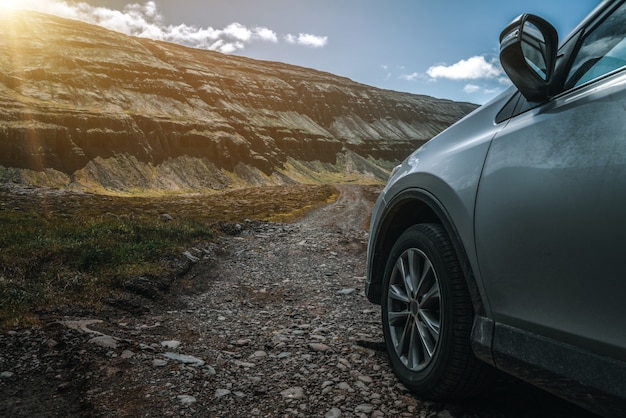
0, 10, 477, 193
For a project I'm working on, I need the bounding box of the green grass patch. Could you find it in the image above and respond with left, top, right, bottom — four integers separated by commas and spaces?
0, 184, 337, 330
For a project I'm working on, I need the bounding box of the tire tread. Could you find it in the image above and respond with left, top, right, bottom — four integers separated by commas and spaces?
382, 223, 493, 400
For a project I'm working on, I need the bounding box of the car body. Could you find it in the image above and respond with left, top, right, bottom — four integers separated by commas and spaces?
365, 1, 626, 416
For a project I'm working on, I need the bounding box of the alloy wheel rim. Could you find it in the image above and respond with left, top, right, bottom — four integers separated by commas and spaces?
386, 248, 442, 371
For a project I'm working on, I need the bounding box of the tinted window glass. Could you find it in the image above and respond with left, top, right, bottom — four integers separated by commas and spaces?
495, 91, 521, 124
565, 2, 626, 88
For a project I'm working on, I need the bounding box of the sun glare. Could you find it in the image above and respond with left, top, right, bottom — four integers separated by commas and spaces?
0, 0, 20, 10
0, 0, 52, 11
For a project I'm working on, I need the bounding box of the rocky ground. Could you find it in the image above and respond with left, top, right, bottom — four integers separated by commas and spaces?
0, 185, 597, 417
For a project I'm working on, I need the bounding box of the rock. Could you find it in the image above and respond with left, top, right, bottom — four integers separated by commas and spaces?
183, 251, 200, 263
309, 343, 331, 352
249, 350, 267, 359
325, 407, 342, 418
89, 335, 119, 349
161, 340, 181, 349
337, 288, 356, 295
139, 343, 156, 352
153, 359, 168, 367
357, 374, 373, 383
215, 389, 231, 398
337, 382, 353, 392
60, 319, 104, 335
0, 371, 14, 379
233, 360, 255, 368
280, 386, 305, 400
162, 352, 205, 367
355, 404, 374, 414
177, 395, 197, 405
120, 350, 134, 359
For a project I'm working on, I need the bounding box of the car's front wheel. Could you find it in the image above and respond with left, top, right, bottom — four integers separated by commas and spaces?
381, 223, 490, 399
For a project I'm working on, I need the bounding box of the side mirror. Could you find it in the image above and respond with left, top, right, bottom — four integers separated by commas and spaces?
499, 14, 558, 102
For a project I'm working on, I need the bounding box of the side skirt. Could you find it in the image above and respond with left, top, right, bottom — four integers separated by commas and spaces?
471, 317, 626, 417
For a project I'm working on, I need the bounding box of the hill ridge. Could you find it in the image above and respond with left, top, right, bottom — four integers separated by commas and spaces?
0, 9, 477, 193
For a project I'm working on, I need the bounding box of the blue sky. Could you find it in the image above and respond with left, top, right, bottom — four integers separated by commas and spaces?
3, 0, 601, 104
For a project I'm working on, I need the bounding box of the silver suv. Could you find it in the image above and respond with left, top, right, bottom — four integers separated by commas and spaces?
365, 1, 626, 415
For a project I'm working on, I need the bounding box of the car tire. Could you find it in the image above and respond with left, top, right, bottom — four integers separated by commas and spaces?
381, 223, 491, 399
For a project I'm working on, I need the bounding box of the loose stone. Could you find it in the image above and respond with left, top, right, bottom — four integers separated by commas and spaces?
280, 386, 305, 400
177, 395, 197, 405
121, 350, 134, 359
355, 404, 374, 414
357, 374, 373, 383
183, 251, 200, 263
309, 343, 330, 352
162, 352, 205, 367
89, 335, 118, 349
161, 340, 181, 349
215, 389, 231, 398
249, 350, 267, 359
325, 407, 342, 418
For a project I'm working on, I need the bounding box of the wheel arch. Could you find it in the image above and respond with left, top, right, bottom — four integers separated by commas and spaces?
368, 188, 486, 317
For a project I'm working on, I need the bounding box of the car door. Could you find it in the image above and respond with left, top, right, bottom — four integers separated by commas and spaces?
474, 1, 626, 361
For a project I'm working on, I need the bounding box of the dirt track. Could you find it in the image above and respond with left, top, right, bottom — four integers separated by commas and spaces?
0, 185, 595, 417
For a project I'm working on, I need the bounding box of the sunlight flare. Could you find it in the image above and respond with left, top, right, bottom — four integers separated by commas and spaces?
0, 0, 51, 11
0, 0, 19, 9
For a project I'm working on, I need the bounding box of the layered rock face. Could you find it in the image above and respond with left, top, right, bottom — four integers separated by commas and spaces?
0, 10, 477, 192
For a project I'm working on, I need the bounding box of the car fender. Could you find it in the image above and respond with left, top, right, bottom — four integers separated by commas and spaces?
368, 180, 489, 316
366, 89, 515, 317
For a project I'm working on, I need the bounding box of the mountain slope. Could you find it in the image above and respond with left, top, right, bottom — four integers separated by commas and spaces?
0, 10, 477, 193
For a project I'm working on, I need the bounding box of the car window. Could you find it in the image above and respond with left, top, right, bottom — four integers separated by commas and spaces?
565, 1, 626, 89
495, 91, 521, 124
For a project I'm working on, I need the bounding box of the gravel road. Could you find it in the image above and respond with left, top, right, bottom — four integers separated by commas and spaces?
0, 185, 597, 417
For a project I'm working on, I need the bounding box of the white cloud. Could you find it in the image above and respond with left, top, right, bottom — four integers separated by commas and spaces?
463, 84, 480, 93
427, 56, 502, 80
11, 0, 310, 53
223, 22, 252, 42
218, 42, 244, 54
256, 27, 278, 43
285, 33, 328, 48
400, 72, 421, 81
